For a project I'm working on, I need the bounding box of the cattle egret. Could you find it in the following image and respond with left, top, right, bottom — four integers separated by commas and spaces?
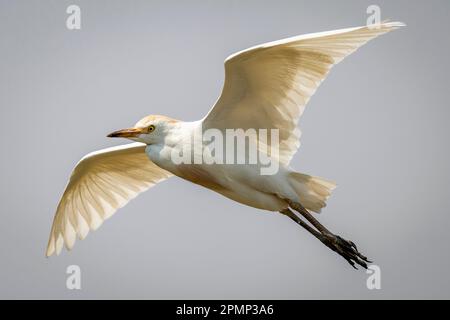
46, 22, 404, 268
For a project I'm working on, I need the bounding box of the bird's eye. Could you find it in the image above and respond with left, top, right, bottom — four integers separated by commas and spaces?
147, 125, 155, 133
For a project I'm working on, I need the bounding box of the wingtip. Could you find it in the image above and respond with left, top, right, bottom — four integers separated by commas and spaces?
45, 241, 54, 258
45, 249, 53, 258
390, 21, 406, 27
382, 21, 406, 28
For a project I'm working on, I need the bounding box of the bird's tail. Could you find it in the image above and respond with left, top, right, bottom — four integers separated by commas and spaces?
288, 172, 336, 213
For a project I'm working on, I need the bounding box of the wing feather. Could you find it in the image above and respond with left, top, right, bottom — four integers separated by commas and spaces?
203, 22, 404, 165
46, 142, 172, 256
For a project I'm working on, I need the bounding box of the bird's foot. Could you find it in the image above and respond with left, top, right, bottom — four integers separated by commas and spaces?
281, 205, 373, 270
319, 233, 371, 269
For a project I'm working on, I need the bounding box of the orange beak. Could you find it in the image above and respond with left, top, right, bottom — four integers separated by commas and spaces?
107, 128, 144, 138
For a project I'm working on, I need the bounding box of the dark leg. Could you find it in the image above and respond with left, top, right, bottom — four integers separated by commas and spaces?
280, 202, 371, 270
280, 208, 323, 241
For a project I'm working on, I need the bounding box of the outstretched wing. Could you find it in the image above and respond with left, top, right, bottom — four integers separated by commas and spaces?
203, 22, 404, 165
46, 143, 172, 256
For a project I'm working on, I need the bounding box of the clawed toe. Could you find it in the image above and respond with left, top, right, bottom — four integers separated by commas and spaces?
280, 206, 373, 270
321, 234, 372, 269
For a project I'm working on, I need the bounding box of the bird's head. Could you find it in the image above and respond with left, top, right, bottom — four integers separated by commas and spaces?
107, 114, 179, 145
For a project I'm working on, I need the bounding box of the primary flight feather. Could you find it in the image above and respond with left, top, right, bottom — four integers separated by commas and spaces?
46, 22, 404, 268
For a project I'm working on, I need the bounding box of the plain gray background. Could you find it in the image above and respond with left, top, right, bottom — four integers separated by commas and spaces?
1, 0, 449, 299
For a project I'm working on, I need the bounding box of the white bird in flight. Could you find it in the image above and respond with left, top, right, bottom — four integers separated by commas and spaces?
46, 22, 404, 268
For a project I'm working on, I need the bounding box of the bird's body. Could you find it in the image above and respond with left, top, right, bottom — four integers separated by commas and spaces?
151, 152, 290, 212
144, 119, 332, 211
46, 22, 404, 268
